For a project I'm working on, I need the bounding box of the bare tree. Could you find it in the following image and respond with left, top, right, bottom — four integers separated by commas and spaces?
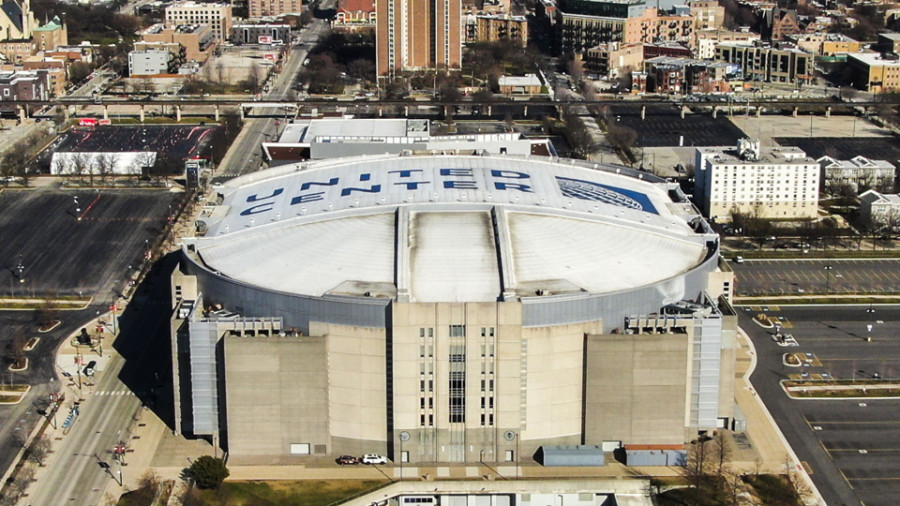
129, 77, 155, 95
242, 62, 263, 94
7, 465, 35, 501
5, 329, 27, 370
26, 435, 52, 467
134, 152, 156, 179
129, 470, 162, 504
36, 298, 60, 331
215, 62, 226, 86
97, 153, 118, 185
711, 431, 732, 481
563, 110, 597, 159
71, 153, 93, 186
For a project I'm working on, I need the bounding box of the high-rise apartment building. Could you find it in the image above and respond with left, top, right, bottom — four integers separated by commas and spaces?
376, 0, 462, 76
248, 0, 302, 20
165, 2, 232, 44
695, 139, 819, 221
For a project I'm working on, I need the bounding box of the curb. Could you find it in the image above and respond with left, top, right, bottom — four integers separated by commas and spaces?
737, 327, 826, 505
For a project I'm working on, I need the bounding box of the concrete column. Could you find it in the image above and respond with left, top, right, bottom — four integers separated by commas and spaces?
792, 106, 798, 118
378, 106, 383, 117
404, 106, 408, 117
63, 105, 70, 121
139, 105, 145, 123
214, 105, 220, 121
523, 105, 528, 116
641, 106, 646, 120
681, 106, 687, 119
175, 106, 181, 122
103, 105, 109, 121
17, 105, 25, 123
756, 107, 761, 118
444, 105, 451, 118
712, 106, 717, 119
825, 107, 831, 119
487, 105, 492, 117
240, 107, 245, 121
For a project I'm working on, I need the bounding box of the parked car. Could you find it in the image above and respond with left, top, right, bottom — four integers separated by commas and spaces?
734, 256, 744, 264
336, 455, 360, 465
361, 454, 388, 465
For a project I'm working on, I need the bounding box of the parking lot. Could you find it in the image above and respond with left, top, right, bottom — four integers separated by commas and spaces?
773, 136, 900, 161
732, 259, 900, 296
606, 104, 747, 147
740, 306, 900, 506
0, 190, 177, 298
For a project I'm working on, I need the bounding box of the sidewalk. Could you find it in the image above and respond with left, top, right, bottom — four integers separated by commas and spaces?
731, 328, 825, 505
4, 311, 120, 505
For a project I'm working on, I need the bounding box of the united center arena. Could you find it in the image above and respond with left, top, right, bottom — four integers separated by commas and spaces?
171, 153, 737, 464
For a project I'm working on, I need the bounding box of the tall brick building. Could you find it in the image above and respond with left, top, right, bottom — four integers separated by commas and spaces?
376, 0, 462, 76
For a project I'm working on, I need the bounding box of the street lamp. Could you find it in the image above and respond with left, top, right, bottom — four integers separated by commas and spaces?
866, 304, 875, 341
15, 254, 25, 283
824, 264, 833, 294
398, 431, 409, 481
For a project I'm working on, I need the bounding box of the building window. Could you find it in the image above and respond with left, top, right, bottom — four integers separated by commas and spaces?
449, 371, 465, 423
449, 325, 465, 337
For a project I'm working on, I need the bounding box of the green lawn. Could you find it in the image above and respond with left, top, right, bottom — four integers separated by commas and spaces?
194, 479, 390, 506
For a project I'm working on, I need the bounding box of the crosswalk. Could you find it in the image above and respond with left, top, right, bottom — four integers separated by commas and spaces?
91, 390, 136, 396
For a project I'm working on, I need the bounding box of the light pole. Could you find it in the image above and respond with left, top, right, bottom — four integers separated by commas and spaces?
15, 254, 25, 284
824, 264, 833, 294
866, 304, 875, 341
515, 432, 520, 480
398, 431, 409, 481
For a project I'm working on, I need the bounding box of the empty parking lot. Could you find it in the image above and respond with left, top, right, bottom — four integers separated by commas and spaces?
733, 259, 900, 296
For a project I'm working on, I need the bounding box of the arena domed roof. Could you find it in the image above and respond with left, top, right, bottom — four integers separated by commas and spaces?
188, 155, 712, 303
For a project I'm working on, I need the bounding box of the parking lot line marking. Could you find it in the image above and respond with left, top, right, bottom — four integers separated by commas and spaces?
839, 470, 855, 490
769, 305, 780, 311
824, 447, 900, 452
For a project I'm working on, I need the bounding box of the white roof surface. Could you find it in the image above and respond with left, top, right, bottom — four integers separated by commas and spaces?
189, 155, 710, 302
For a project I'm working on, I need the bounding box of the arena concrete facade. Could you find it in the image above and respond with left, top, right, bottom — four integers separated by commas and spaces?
170, 153, 736, 464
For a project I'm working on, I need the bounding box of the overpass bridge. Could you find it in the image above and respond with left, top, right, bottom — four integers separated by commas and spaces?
4, 95, 897, 123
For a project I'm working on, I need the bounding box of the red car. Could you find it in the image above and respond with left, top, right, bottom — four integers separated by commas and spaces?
336, 455, 360, 465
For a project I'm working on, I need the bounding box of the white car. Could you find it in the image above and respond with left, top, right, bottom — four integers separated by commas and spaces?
361, 454, 387, 465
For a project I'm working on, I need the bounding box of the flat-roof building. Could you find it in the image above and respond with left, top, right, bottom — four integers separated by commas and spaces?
848, 52, 900, 94
165, 2, 232, 44
376, 0, 462, 75
262, 118, 556, 163
695, 139, 819, 221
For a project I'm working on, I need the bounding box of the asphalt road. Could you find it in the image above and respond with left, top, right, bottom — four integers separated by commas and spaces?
23, 254, 178, 505
732, 259, 900, 296
0, 189, 177, 498
741, 305, 900, 506
220, 20, 329, 177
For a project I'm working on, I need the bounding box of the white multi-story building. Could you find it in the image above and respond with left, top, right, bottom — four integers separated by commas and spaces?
128, 48, 172, 76
695, 139, 819, 221
860, 190, 900, 229
818, 155, 896, 194
165, 1, 232, 44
